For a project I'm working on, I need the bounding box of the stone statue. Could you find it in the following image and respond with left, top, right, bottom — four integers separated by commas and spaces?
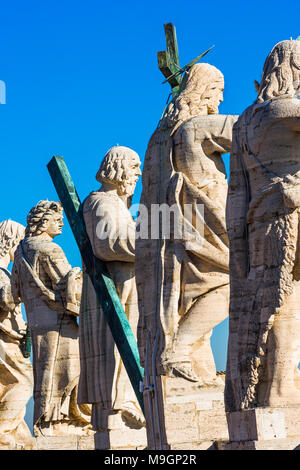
136, 63, 238, 385
225, 39, 300, 413
11, 201, 91, 436
0, 220, 35, 449
78, 146, 145, 439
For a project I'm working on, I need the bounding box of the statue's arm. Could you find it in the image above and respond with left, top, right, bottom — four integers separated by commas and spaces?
41, 244, 72, 285
208, 114, 239, 155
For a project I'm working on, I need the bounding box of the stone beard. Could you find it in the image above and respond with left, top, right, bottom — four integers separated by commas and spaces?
11, 201, 91, 436
78, 146, 145, 432
225, 39, 300, 412
136, 63, 238, 385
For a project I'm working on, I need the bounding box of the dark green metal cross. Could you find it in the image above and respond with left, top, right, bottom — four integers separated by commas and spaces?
47, 156, 144, 415
157, 23, 182, 97
157, 23, 214, 99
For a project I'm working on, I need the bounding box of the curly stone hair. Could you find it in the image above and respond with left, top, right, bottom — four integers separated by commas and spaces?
25, 200, 63, 237
256, 39, 300, 103
0, 220, 25, 259
96, 146, 140, 195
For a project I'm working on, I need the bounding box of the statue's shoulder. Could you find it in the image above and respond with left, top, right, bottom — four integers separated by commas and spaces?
83, 191, 120, 213
236, 96, 300, 130
266, 95, 300, 119
24, 238, 63, 258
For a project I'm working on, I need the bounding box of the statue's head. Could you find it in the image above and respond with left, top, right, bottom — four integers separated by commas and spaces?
165, 63, 224, 127
0, 220, 25, 264
256, 39, 300, 103
25, 200, 63, 239
96, 146, 141, 197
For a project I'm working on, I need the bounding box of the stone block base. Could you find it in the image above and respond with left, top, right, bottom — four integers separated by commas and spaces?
216, 439, 300, 450
144, 374, 228, 449
227, 407, 300, 442
94, 413, 147, 450
36, 435, 95, 450
216, 406, 300, 450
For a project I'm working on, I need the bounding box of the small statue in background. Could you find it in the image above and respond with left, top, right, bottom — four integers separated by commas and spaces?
0, 220, 35, 449
225, 39, 300, 412
78, 146, 145, 433
12, 201, 91, 436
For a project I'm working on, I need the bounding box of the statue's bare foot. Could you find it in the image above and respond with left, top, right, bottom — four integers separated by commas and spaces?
121, 402, 146, 428
170, 362, 200, 382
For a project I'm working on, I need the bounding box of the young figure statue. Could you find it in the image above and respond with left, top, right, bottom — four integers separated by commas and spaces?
78, 146, 145, 434
225, 39, 300, 412
11, 201, 91, 436
136, 63, 238, 384
0, 220, 35, 449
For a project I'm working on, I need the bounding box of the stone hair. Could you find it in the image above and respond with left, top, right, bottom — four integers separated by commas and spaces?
257, 40, 300, 103
0, 220, 25, 259
25, 200, 63, 237
96, 146, 140, 195
164, 63, 224, 128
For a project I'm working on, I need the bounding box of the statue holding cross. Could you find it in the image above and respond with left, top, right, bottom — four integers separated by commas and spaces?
136, 23, 238, 449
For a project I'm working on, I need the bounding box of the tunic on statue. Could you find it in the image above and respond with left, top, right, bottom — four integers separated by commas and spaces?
11, 238, 90, 432
136, 114, 238, 371
0, 268, 34, 448
78, 191, 141, 429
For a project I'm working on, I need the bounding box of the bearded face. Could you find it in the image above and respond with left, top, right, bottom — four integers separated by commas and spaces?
205, 78, 224, 114
118, 154, 141, 197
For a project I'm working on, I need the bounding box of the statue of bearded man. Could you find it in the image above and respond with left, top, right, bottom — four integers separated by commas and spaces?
11, 201, 91, 436
136, 63, 238, 384
225, 39, 300, 412
0, 220, 35, 449
78, 146, 145, 432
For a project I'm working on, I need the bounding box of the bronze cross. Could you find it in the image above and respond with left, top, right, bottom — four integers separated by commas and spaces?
157, 23, 182, 97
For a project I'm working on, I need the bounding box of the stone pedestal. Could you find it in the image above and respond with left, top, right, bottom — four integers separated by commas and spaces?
94, 412, 147, 450
144, 374, 228, 450
35, 435, 95, 450
216, 407, 300, 450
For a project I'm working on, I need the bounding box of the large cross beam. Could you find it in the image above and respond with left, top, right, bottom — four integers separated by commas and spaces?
157, 23, 182, 96
47, 156, 145, 415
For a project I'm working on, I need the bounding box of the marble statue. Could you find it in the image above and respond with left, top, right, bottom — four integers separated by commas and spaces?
78, 146, 146, 437
11, 201, 91, 436
136, 63, 238, 385
225, 39, 300, 413
0, 220, 35, 449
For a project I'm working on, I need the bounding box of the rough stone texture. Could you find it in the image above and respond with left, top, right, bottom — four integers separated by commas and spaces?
162, 376, 228, 449
11, 201, 92, 437
142, 375, 228, 450
225, 40, 300, 416
218, 402, 300, 451
78, 146, 146, 447
36, 435, 95, 450
216, 438, 300, 450
0, 220, 36, 450
136, 62, 237, 449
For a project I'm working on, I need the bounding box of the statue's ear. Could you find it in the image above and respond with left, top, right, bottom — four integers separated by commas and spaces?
254, 80, 260, 94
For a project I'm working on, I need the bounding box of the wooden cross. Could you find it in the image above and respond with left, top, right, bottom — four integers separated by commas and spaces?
47, 156, 145, 415
157, 23, 182, 96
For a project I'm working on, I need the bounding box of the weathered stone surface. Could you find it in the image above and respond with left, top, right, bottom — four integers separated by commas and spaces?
0, 220, 35, 450
11, 201, 92, 437
36, 435, 95, 450
225, 39, 300, 414
216, 438, 300, 451
78, 146, 146, 447
136, 62, 237, 449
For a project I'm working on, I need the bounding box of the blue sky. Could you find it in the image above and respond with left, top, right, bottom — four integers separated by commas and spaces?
1, 0, 300, 426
